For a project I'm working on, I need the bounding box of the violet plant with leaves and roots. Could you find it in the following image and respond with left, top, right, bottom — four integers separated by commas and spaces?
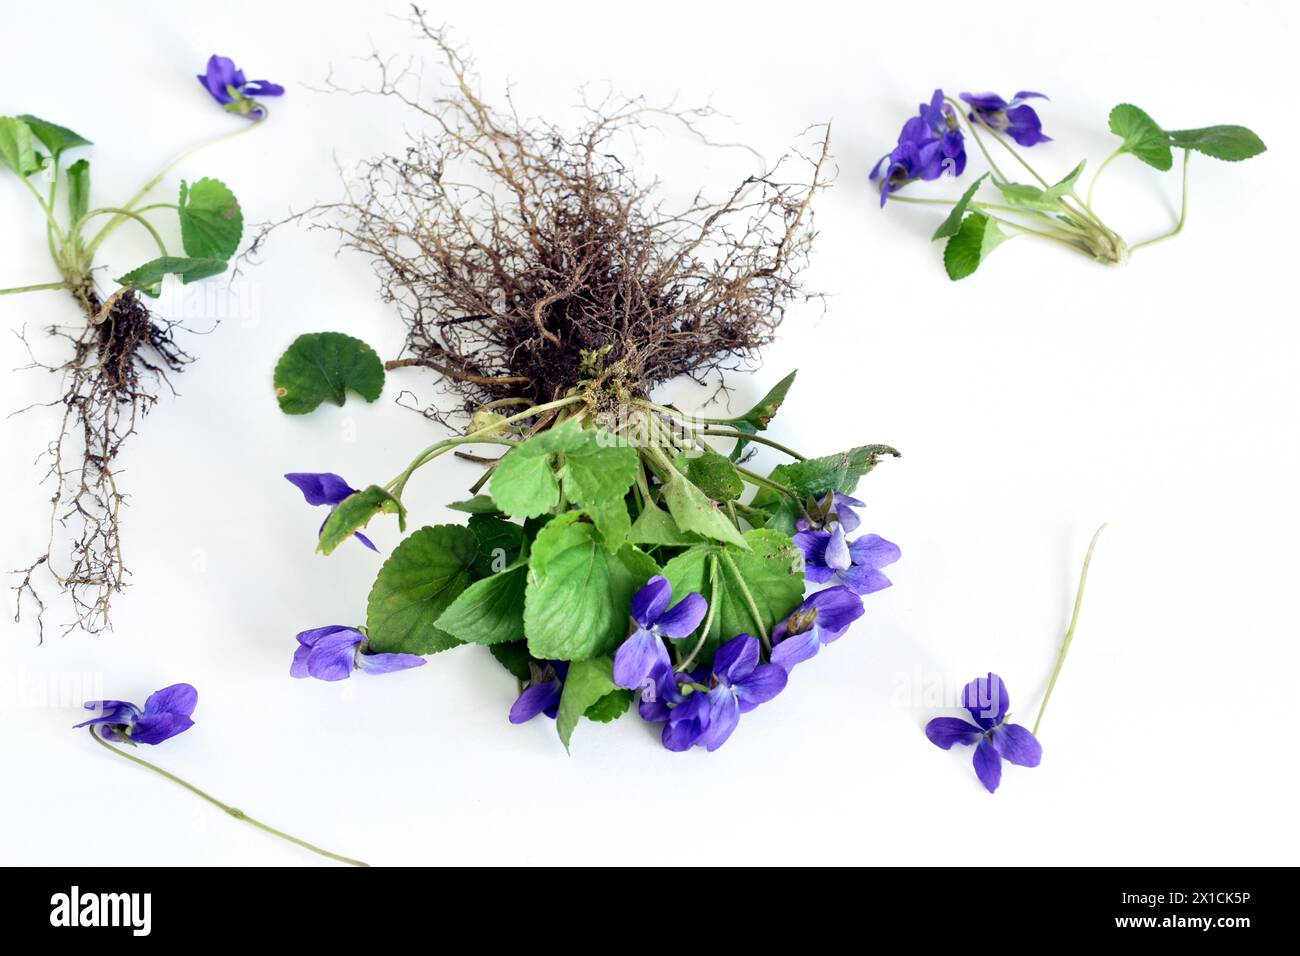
269, 18, 901, 752
871, 89, 1266, 279
1, 56, 281, 636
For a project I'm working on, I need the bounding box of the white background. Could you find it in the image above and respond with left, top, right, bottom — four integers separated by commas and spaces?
2, 0, 1297, 866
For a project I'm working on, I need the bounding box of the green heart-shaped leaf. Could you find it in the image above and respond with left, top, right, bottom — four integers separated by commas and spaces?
273, 332, 385, 414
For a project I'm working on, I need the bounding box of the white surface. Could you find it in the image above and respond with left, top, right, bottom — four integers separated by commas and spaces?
2, 0, 1297, 866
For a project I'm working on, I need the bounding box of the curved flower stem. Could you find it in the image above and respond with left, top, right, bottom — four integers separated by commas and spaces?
1032, 523, 1106, 736
885, 194, 1064, 220
85, 111, 268, 258
677, 553, 721, 673
720, 551, 770, 650
979, 125, 1114, 236
1085, 147, 1125, 211
21, 175, 67, 245
1130, 149, 1191, 253
945, 99, 1009, 184
699, 428, 806, 460
75, 207, 170, 258
88, 729, 369, 867
0, 280, 67, 296
732, 464, 812, 526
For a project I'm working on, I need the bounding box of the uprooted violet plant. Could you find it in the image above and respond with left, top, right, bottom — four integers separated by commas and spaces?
269, 19, 900, 751
872, 90, 1266, 279
2, 56, 280, 636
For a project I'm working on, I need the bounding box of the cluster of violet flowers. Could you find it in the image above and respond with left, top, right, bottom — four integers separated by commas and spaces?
511, 491, 901, 752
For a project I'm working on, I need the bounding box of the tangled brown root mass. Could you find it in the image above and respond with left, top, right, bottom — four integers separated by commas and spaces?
269, 10, 831, 420
14, 286, 189, 637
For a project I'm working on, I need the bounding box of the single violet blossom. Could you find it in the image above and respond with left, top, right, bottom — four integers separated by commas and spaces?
74, 683, 197, 745
612, 575, 707, 693
509, 661, 568, 723
770, 586, 865, 671
663, 634, 787, 752
290, 625, 425, 682
960, 91, 1051, 147
197, 55, 284, 117
794, 524, 901, 595
285, 472, 377, 551
925, 673, 1042, 793
796, 490, 865, 533
871, 89, 966, 206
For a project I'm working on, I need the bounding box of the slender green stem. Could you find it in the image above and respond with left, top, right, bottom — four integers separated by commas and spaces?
733, 464, 813, 525
74, 207, 170, 257
632, 398, 737, 426
945, 99, 1008, 184
0, 280, 67, 295
21, 176, 67, 244
677, 553, 721, 673
1032, 523, 1107, 736
720, 551, 770, 650
979, 124, 1114, 236
1130, 150, 1191, 253
85, 111, 268, 257
1086, 147, 1125, 211
885, 194, 1062, 220
89, 729, 368, 867
700, 428, 806, 460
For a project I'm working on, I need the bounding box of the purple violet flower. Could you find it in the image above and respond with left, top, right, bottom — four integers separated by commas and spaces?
925, 673, 1042, 793
290, 625, 425, 682
509, 661, 568, 723
285, 472, 378, 552
871, 89, 966, 206
770, 586, 865, 671
795, 490, 865, 533
613, 575, 707, 693
197, 55, 284, 118
74, 683, 197, 745
793, 524, 901, 595
959, 91, 1051, 147
663, 634, 787, 752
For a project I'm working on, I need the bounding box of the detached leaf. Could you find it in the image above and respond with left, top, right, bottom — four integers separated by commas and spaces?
933, 173, 989, 240
0, 117, 44, 176
318, 485, 406, 555
943, 213, 1011, 281
273, 332, 385, 414
116, 256, 227, 297
1109, 104, 1173, 171
555, 656, 620, 751
66, 159, 90, 225
662, 470, 748, 549
1166, 125, 1266, 162
178, 177, 243, 260
366, 524, 478, 655
17, 114, 91, 158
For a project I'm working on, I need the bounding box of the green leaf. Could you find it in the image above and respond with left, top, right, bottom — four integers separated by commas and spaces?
750, 444, 900, 534
436, 563, 527, 646
178, 177, 243, 260
366, 524, 478, 654
993, 163, 1083, 213
932, 173, 989, 240
490, 440, 561, 518
467, 513, 525, 578
318, 485, 407, 555
273, 332, 385, 414
489, 640, 533, 681
447, 495, 503, 515
16, 114, 90, 159
736, 370, 797, 430
66, 159, 90, 225
116, 256, 227, 297
523, 513, 658, 661
943, 213, 1011, 281
584, 688, 633, 723
0, 117, 43, 176
555, 656, 619, 751
662, 470, 748, 549
627, 500, 695, 547
726, 420, 759, 461
662, 529, 805, 659
1109, 104, 1173, 171
1166, 125, 1266, 162
676, 450, 744, 502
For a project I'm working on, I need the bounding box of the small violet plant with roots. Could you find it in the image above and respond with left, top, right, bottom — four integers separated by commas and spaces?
75, 683, 367, 865
1, 56, 281, 637
872, 89, 1266, 279
268, 17, 901, 753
